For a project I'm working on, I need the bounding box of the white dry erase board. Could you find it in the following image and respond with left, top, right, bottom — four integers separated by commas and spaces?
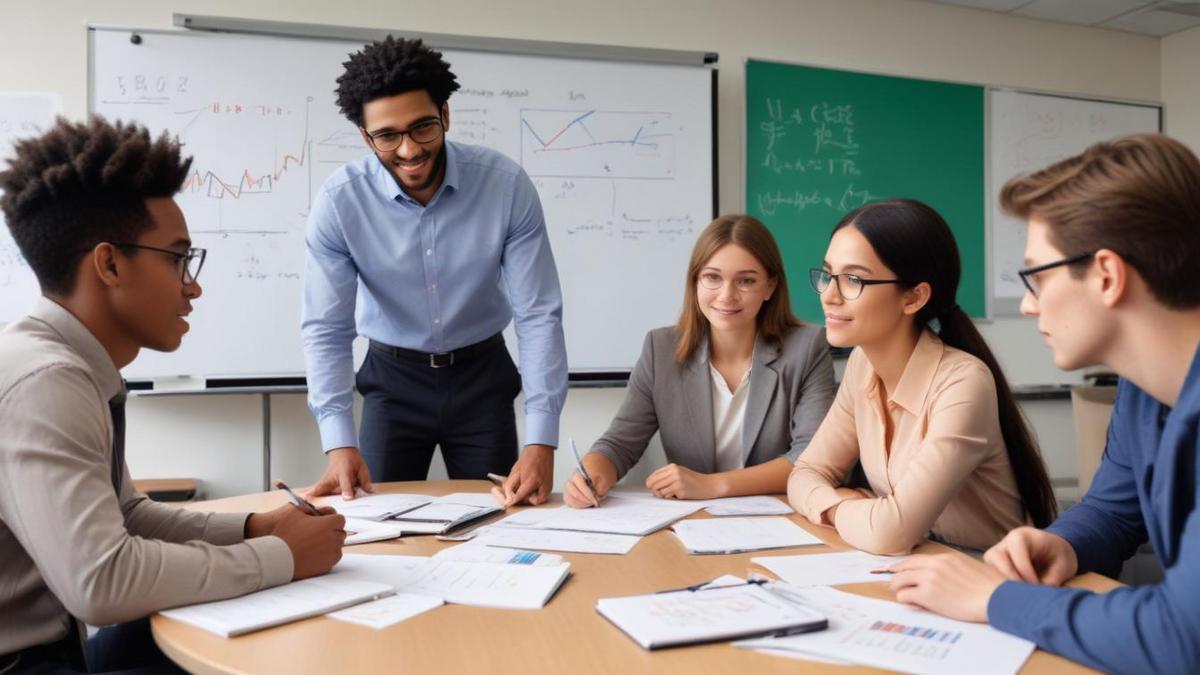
59, 25, 716, 381
988, 89, 1160, 313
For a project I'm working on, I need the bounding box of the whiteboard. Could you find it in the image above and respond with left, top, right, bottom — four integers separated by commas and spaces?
0, 93, 60, 324
74, 27, 713, 379
988, 89, 1160, 312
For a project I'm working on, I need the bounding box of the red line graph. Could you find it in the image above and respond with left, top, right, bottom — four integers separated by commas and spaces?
182, 142, 307, 200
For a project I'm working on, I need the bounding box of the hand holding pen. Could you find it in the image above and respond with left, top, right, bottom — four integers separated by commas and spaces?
563, 438, 615, 509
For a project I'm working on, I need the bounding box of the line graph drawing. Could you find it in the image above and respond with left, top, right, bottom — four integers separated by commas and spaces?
520, 109, 675, 179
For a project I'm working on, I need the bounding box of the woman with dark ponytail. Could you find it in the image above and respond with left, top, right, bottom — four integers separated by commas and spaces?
787, 199, 1056, 554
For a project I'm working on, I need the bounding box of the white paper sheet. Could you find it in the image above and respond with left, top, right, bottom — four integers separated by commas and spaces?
495, 497, 701, 535
160, 576, 392, 637
433, 541, 564, 566
735, 586, 1035, 675
326, 593, 443, 629
473, 525, 641, 554
702, 496, 794, 516
671, 517, 823, 554
752, 551, 908, 587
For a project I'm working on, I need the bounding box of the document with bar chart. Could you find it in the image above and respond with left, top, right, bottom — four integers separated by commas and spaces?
735, 585, 1035, 675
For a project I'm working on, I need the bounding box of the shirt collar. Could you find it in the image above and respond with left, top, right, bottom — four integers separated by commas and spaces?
864, 329, 944, 415
28, 296, 125, 401
370, 140, 460, 205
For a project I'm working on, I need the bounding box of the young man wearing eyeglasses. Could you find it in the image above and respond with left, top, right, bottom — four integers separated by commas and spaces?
886, 133, 1200, 674
303, 37, 566, 507
0, 118, 347, 673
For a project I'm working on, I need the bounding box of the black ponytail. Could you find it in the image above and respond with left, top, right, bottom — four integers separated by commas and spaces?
834, 199, 1057, 527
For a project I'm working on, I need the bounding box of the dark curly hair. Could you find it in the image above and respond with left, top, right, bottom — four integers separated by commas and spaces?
0, 116, 193, 295
335, 36, 460, 127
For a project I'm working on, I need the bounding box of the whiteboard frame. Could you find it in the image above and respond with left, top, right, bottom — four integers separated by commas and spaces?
985, 86, 1163, 316
86, 23, 720, 388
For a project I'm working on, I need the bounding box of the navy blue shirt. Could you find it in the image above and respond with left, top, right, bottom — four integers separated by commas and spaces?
988, 342, 1200, 673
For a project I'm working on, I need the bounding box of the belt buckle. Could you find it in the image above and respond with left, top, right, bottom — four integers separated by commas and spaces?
429, 352, 454, 368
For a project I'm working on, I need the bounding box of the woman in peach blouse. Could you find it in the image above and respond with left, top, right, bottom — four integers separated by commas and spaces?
788, 199, 1056, 554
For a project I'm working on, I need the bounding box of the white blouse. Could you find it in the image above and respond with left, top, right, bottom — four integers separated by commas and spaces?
710, 364, 751, 472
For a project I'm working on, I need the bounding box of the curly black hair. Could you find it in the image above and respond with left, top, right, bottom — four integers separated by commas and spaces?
0, 116, 193, 295
335, 36, 461, 127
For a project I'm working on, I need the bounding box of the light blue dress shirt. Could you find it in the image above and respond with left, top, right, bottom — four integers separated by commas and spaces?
987, 342, 1200, 674
301, 141, 567, 453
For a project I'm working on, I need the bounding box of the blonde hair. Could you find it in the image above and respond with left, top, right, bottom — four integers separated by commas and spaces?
674, 214, 801, 363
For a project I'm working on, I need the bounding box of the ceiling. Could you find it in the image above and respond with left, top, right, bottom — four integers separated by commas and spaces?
927, 0, 1200, 36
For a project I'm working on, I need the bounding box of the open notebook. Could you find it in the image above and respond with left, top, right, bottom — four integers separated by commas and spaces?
597, 578, 827, 650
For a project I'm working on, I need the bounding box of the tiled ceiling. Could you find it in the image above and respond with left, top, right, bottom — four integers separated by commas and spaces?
928, 0, 1200, 36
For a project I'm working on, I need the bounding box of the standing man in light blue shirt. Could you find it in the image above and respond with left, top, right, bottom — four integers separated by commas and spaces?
302, 36, 566, 506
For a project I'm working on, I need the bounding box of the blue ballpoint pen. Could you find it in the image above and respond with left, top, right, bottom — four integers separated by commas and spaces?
569, 437, 599, 504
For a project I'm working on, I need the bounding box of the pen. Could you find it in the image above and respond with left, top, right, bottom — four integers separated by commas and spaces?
486, 472, 507, 488
868, 567, 894, 575
569, 437, 595, 493
274, 480, 321, 516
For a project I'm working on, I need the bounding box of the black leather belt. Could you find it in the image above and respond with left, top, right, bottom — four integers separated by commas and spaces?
369, 332, 504, 368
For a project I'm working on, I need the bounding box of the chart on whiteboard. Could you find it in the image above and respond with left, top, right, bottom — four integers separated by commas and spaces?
89, 29, 712, 378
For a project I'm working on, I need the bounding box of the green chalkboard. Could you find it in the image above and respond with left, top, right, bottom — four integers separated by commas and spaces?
745, 59, 986, 322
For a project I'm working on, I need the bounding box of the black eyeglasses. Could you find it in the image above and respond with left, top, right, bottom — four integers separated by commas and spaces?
809, 268, 903, 300
1016, 252, 1093, 298
364, 118, 444, 153
109, 242, 207, 285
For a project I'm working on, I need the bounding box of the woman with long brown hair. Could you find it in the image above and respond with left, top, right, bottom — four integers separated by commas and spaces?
564, 215, 836, 507
788, 199, 1056, 554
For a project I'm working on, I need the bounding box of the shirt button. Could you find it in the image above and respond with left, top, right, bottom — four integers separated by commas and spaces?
426, 249, 432, 256
434, 318, 441, 324
431, 284, 437, 290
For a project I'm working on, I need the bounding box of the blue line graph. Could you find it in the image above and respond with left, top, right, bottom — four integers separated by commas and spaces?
520, 109, 675, 180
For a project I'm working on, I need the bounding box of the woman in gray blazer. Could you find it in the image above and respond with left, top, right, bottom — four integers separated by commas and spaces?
565, 215, 836, 507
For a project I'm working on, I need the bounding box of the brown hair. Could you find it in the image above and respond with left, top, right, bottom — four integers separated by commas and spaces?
1000, 132, 1200, 309
674, 214, 801, 363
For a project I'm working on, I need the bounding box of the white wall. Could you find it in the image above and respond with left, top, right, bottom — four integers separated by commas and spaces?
1163, 25, 1200, 152
2, 0, 1170, 498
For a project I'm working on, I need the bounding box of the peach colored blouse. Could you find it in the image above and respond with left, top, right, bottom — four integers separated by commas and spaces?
788, 330, 1026, 554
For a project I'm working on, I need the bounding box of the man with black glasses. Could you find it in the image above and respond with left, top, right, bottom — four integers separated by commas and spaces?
0, 117, 346, 673
302, 37, 566, 506
886, 133, 1200, 674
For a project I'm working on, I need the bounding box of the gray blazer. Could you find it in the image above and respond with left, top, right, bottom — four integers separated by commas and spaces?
592, 324, 836, 479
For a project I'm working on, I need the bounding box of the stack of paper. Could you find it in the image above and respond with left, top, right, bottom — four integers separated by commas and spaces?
752, 551, 908, 586
344, 518, 406, 545
596, 579, 827, 649
494, 496, 701, 535
318, 493, 433, 521
327, 594, 443, 630
735, 586, 1035, 675
336, 554, 571, 610
391, 493, 502, 534
433, 541, 564, 567
670, 517, 823, 554
604, 488, 793, 516
160, 575, 393, 637
472, 525, 641, 555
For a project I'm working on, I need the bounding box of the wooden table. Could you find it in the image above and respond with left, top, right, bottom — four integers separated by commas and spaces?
152, 480, 1116, 674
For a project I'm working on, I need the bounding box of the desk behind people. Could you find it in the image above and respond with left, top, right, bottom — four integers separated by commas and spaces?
152, 481, 1118, 675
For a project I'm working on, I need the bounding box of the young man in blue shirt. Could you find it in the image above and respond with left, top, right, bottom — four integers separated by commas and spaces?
888, 133, 1200, 673
302, 37, 567, 506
